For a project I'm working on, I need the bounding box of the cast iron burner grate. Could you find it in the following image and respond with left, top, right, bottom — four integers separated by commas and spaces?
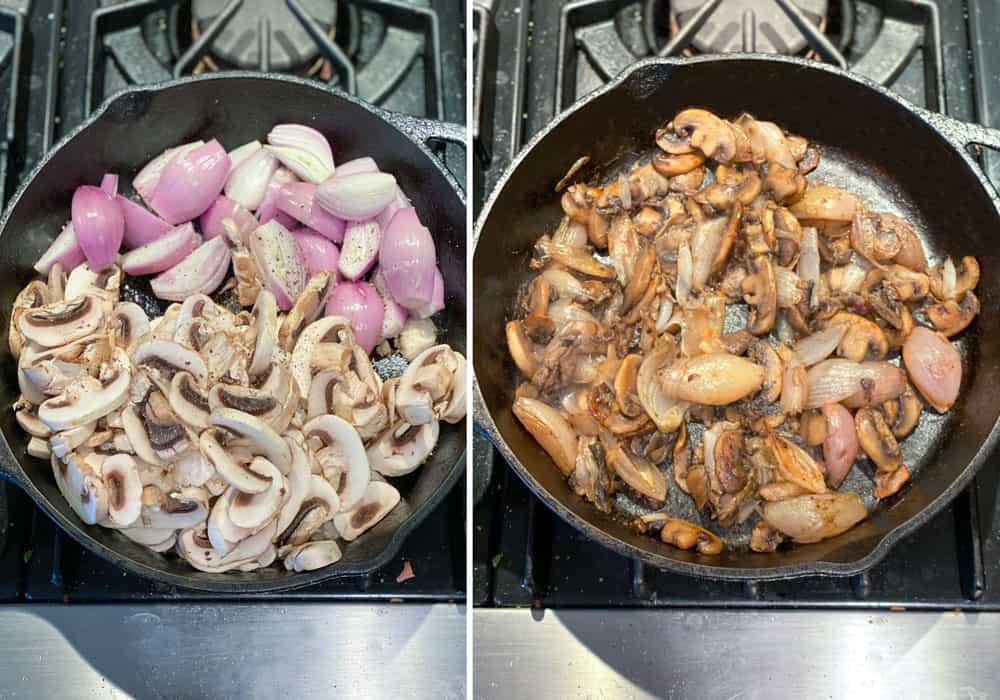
87, 0, 445, 119
0, 0, 465, 603
473, 0, 1000, 609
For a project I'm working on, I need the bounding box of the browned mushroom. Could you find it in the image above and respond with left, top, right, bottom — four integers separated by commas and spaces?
855, 407, 910, 498
929, 256, 979, 301
926, 291, 979, 337
881, 382, 922, 439
750, 519, 785, 552
512, 397, 578, 477
640, 513, 723, 556
748, 338, 783, 403
614, 354, 643, 418
651, 151, 705, 177
660, 109, 737, 162
742, 255, 777, 335
828, 312, 888, 362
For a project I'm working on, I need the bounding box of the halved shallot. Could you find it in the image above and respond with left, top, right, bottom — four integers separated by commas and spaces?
121, 223, 198, 275
149, 139, 231, 224
378, 207, 437, 310
150, 236, 231, 301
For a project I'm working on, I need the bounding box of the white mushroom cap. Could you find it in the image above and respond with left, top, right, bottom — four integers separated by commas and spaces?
395, 345, 459, 426
64, 263, 121, 303
101, 453, 143, 527
208, 384, 284, 428
177, 519, 277, 573
38, 347, 131, 431
332, 481, 401, 542
302, 414, 369, 511
368, 421, 440, 478
15, 404, 51, 438
277, 474, 339, 546
249, 289, 278, 376
51, 453, 109, 525
281, 540, 342, 572
209, 407, 292, 473
227, 458, 286, 529
18, 295, 104, 348
10, 281, 51, 360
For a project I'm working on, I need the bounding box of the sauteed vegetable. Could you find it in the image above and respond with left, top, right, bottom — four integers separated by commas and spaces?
507, 108, 979, 555
11, 124, 465, 573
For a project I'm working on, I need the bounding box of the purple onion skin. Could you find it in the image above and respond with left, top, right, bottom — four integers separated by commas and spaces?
72, 185, 125, 272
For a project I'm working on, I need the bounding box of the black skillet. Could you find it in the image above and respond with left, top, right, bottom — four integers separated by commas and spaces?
473, 54, 1000, 580
0, 72, 466, 593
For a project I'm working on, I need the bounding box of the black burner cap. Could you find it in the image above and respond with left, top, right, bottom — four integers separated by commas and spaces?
191, 0, 337, 71
672, 0, 828, 55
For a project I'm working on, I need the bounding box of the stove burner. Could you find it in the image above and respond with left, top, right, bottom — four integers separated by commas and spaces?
671, 0, 828, 55
191, 0, 337, 71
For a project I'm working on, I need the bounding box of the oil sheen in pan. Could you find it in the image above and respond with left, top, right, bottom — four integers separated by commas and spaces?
574, 145, 959, 549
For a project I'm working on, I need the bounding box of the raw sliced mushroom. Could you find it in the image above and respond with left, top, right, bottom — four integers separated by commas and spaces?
140, 487, 209, 529
248, 289, 278, 376
111, 302, 150, 354
27, 437, 50, 459
275, 437, 313, 535
302, 414, 370, 511
18, 295, 104, 348
395, 345, 462, 425
200, 429, 273, 494
168, 371, 210, 429
206, 489, 252, 557
9, 280, 51, 359
118, 526, 177, 548
227, 458, 286, 529
38, 348, 131, 431
281, 540, 343, 572
368, 421, 440, 477
132, 339, 208, 392
278, 474, 339, 546
49, 421, 98, 459
51, 453, 109, 525
289, 315, 355, 398
209, 384, 284, 428
332, 481, 401, 542
209, 407, 292, 473
101, 453, 143, 527
278, 272, 331, 352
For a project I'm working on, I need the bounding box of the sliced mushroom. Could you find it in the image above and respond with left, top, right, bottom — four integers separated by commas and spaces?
278, 272, 331, 351
750, 519, 785, 552
177, 519, 277, 573
206, 488, 252, 556
603, 435, 667, 502
748, 338, 783, 403
38, 348, 131, 431
661, 109, 737, 161
110, 302, 151, 355
289, 315, 355, 398
789, 185, 858, 224
209, 407, 292, 473
18, 295, 104, 348
227, 458, 286, 529
640, 514, 723, 555
139, 487, 209, 529
167, 371, 210, 430
278, 474, 339, 546
248, 289, 279, 375
441, 353, 467, 424
929, 256, 978, 301
883, 383, 922, 439
133, 339, 208, 394
368, 421, 440, 478
52, 453, 109, 525
828, 312, 888, 362
281, 540, 343, 572
48, 421, 98, 459
332, 481, 401, 542
512, 397, 578, 477
926, 291, 979, 337
200, 429, 272, 494
27, 437, 50, 459
64, 263, 121, 303
762, 492, 867, 543
209, 383, 283, 429
118, 526, 177, 548
302, 414, 370, 511
9, 280, 51, 359
854, 407, 904, 476
101, 453, 142, 527
395, 345, 461, 426
275, 437, 312, 535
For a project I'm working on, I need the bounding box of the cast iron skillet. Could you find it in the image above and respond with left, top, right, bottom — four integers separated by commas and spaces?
473, 54, 1000, 580
0, 72, 466, 592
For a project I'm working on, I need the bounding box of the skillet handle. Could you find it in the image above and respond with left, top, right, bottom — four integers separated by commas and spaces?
917, 108, 1000, 195
382, 112, 467, 150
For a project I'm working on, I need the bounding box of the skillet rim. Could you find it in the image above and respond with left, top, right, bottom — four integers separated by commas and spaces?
0, 71, 467, 593
472, 53, 1000, 580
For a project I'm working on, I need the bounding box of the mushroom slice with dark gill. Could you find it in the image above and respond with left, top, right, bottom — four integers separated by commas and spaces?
227, 458, 286, 530
38, 347, 131, 431
140, 486, 209, 529
368, 421, 440, 478
132, 339, 209, 393
52, 453, 109, 525
209, 383, 284, 429
110, 302, 151, 355
302, 414, 370, 511
279, 272, 331, 352
200, 429, 273, 494
18, 294, 104, 348
168, 371, 211, 430
209, 407, 292, 474
9, 280, 51, 359
332, 481, 401, 542
248, 289, 279, 376
101, 453, 143, 527
638, 513, 723, 556
278, 474, 340, 546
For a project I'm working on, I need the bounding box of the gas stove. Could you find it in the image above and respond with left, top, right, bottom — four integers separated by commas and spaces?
473, 0, 1000, 610
0, 1, 466, 695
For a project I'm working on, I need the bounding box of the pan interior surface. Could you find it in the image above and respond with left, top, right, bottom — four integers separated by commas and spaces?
0, 75, 466, 592
473, 58, 1000, 577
